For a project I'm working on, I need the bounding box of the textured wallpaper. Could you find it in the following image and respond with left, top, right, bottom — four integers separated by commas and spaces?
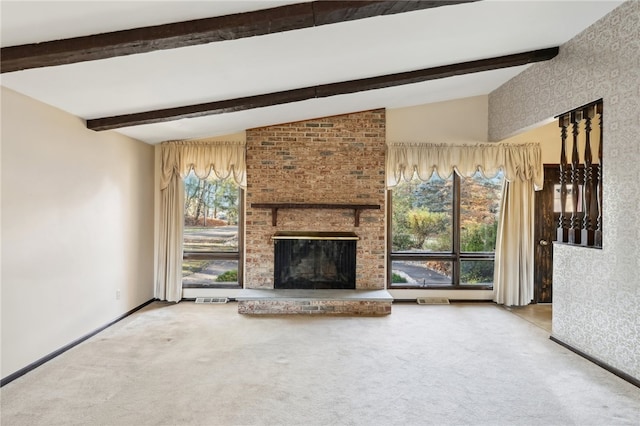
489, 1, 640, 380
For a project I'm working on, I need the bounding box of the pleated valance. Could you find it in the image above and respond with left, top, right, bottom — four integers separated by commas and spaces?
386, 142, 543, 190
160, 140, 246, 189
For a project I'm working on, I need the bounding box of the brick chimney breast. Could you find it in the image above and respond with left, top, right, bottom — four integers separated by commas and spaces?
245, 109, 386, 289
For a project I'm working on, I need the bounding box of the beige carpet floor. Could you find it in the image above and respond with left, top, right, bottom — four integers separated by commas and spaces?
2, 302, 639, 426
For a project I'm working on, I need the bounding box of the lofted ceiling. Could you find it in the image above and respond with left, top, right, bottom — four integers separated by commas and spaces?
0, 1, 622, 144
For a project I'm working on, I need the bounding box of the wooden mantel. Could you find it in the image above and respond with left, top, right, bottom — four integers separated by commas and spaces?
251, 203, 380, 227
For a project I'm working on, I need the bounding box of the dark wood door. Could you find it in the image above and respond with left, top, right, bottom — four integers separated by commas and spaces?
534, 165, 559, 303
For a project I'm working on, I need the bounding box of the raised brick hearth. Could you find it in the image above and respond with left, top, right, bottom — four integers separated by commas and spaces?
236, 289, 392, 315
242, 109, 390, 314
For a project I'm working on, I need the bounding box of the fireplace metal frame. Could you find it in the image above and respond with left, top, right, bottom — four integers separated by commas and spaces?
272, 231, 359, 290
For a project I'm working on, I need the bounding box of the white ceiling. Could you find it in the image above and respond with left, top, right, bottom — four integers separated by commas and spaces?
0, 1, 622, 144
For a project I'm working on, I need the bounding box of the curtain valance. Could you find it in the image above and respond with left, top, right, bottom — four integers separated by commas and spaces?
160, 140, 246, 189
386, 142, 543, 190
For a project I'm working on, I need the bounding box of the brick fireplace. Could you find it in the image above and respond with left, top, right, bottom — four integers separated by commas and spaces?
238, 109, 391, 314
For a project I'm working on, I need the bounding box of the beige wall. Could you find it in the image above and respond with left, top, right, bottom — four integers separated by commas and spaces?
191, 96, 490, 147
501, 120, 560, 164
1, 87, 155, 379
387, 95, 489, 143
501, 118, 601, 166
490, 1, 639, 380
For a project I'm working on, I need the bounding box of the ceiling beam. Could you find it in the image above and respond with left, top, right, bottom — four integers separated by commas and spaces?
86, 47, 559, 131
1, 0, 479, 73
88, 88, 318, 131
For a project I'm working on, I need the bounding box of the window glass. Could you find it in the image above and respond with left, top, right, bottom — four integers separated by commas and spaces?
183, 170, 241, 287
391, 260, 452, 287
460, 260, 495, 285
183, 259, 239, 286
184, 171, 239, 252
392, 173, 452, 252
460, 171, 503, 252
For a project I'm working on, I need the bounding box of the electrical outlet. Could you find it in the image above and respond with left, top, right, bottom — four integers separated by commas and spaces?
116, 289, 121, 300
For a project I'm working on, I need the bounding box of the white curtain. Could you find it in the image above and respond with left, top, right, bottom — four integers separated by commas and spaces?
493, 178, 535, 306
386, 142, 543, 306
156, 140, 246, 302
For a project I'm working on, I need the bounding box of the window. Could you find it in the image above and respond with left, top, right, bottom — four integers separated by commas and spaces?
389, 170, 503, 289
183, 170, 243, 288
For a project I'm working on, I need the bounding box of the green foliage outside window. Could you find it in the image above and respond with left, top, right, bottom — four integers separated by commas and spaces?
461, 261, 494, 284
216, 270, 238, 282
392, 174, 453, 252
406, 208, 449, 250
461, 221, 498, 252
391, 273, 407, 283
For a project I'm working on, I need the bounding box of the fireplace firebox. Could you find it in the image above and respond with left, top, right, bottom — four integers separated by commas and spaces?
273, 231, 358, 289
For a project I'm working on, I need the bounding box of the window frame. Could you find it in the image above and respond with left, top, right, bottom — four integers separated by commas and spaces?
387, 173, 497, 290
